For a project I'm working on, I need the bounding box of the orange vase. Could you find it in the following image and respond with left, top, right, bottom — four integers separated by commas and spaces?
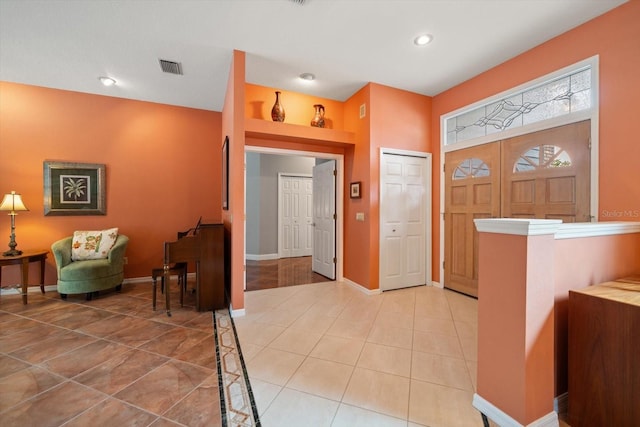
310, 104, 325, 128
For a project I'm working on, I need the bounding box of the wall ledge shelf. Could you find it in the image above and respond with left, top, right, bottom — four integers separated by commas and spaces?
245, 117, 355, 147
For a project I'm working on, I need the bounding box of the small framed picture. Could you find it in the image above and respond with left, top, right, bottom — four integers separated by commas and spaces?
43, 161, 106, 216
350, 181, 361, 199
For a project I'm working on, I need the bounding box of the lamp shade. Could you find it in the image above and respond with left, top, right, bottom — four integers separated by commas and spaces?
0, 191, 29, 212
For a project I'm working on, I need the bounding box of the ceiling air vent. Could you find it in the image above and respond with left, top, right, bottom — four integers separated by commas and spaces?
159, 59, 183, 75
289, 0, 306, 4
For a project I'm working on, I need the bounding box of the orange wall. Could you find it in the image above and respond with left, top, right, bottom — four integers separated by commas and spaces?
0, 82, 221, 286
432, 1, 640, 283
367, 83, 432, 290
242, 81, 432, 292
245, 83, 345, 130
553, 232, 640, 395
343, 85, 370, 287
222, 50, 247, 311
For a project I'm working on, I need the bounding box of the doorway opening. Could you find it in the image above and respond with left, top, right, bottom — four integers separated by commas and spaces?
244, 146, 344, 292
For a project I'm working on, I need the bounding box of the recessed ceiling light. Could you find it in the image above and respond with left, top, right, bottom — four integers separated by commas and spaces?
98, 76, 116, 86
299, 72, 315, 81
414, 34, 433, 46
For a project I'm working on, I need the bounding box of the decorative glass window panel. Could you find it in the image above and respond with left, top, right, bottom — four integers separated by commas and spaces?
485, 94, 524, 135
446, 117, 457, 145
456, 109, 487, 141
445, 67, 592, 145
514, 145, 572, 172
453, 158, 490, 179
571, 69, 590, 92
571, 90, 591, 112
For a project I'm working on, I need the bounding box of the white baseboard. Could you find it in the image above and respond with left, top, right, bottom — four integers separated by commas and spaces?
0, 274, 197, 296
431, 280, 444, 289
0, 284, 58, 295
123, 272, 196, 285
245, 253, 278, 261
473, 393, 559, 427
342, 278, 382, 295
230, 304, 245, 317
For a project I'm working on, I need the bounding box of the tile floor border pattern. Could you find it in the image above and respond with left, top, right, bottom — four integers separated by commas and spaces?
214, 308, 261, 427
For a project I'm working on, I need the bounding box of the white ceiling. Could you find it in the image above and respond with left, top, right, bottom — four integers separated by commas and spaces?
0, 0, 626, 112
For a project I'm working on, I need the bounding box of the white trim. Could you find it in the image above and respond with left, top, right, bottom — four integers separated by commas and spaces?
230, 304, 245, 318
245, 253, 279, 261
379, 148, 432, 291
0, 284, 58, 295
342, 278, 382, 295
439, 56, 600, 288
122, 272, 197, 284
123, 276, 151, 284
473, 393, 559, 427
442, 56, 598, 146
474, 219, 562, 236
474, 219, 640, 239
379, 147, 431, 158
431, 280, 444, 289
245, 146, 344, 283
554, 221, 640, 239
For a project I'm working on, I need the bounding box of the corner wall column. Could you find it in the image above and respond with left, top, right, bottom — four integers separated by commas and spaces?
473, 219, 562, 427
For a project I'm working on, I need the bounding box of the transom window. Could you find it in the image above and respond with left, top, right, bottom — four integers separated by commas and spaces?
446, 67, 592, 145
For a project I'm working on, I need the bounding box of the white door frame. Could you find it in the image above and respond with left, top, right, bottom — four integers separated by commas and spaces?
277, 173, 313, 259
379, 148, 432, 289
245, 146, 344, 283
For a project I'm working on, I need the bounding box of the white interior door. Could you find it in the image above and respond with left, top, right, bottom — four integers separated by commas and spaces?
312, 160, 336, 279
380, 152, 430, 291
279, 175, 313, 258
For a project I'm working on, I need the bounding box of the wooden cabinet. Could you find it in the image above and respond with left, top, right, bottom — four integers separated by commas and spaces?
568, 279, 640, 427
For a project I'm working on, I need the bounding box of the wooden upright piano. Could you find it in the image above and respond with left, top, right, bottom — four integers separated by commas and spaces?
163, 222, 225, 314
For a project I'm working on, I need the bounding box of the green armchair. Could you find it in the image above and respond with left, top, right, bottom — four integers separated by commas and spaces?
51, 234, 129, 300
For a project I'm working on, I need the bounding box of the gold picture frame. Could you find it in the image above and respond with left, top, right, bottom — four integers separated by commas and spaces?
43, 161, 106, 216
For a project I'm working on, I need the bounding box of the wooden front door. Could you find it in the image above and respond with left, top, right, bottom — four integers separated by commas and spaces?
444, 142, 500, 297
501, 120, 591, 222
444, 120, 591, 297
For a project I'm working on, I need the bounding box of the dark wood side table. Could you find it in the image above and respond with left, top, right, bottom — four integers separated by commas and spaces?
568, 278, 640, 427
0, 249, 49, 304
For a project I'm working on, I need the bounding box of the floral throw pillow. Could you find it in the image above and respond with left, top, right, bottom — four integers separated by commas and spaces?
71, 228, 119, 261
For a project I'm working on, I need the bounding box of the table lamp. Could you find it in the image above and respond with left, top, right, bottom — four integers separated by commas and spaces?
0, 191, 29, 256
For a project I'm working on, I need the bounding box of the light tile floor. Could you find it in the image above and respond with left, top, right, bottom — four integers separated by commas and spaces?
1, 279, 571, 426
235, 281, 487, 427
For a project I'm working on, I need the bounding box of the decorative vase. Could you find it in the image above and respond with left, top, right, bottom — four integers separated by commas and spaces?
271, 91, 285, 122
310, 104, 325, 128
